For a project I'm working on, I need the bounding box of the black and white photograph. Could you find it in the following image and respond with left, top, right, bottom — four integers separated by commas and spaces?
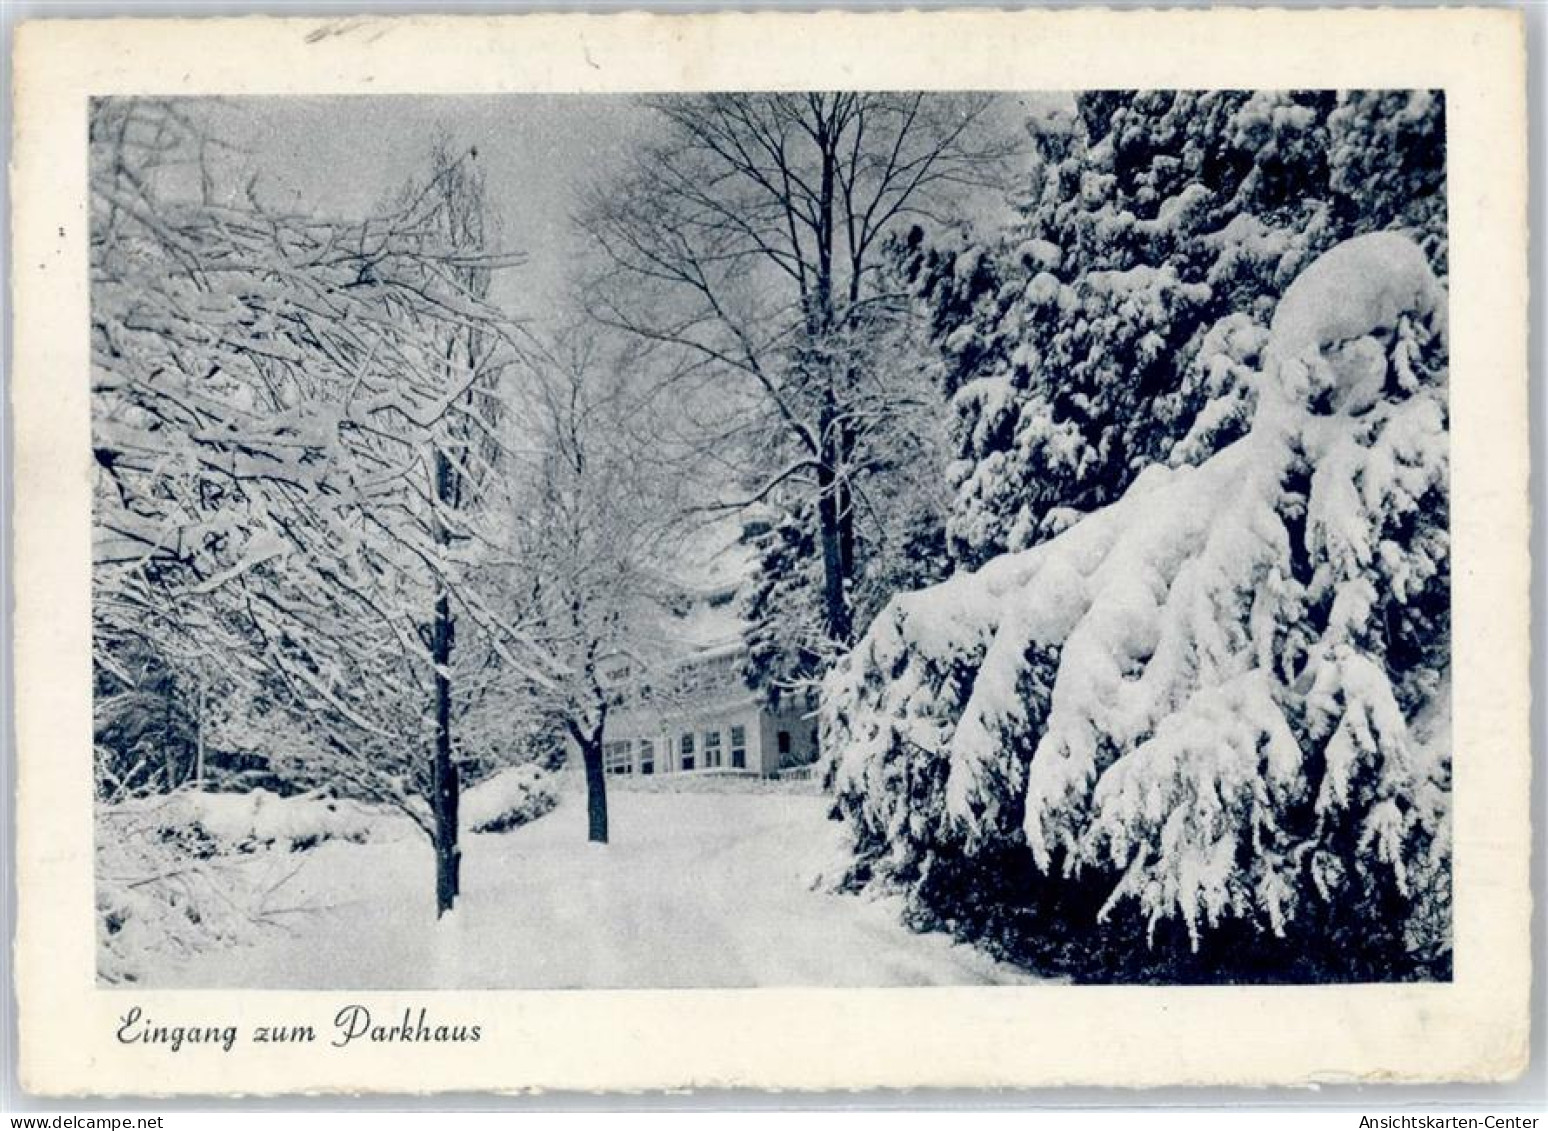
10, 2, 1535, 1101
85, 85, 1455, 992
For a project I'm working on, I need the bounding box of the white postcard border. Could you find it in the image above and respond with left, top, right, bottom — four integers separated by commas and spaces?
10, 8, 1531, 1095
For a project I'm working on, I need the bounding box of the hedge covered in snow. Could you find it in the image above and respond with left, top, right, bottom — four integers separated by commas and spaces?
461, 764, 559, 834
107, 788, 391, 855
822, 233, 1451, 979
96, 767, 562, 981
96, 788, 406, 983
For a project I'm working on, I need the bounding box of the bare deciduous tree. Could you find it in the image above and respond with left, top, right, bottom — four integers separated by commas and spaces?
502, 335, 690, 844
91, 100, 525, 916
581, 93, 1013, 653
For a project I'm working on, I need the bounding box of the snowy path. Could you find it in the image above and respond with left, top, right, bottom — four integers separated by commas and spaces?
158, 781, 1034, 988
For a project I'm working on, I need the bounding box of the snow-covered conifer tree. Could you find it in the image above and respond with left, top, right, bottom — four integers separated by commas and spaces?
902, 91, 1447, 571
825, 231, 1451, 979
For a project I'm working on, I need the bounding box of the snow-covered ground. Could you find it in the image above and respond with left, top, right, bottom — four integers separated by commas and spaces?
146, 777, 1034, 989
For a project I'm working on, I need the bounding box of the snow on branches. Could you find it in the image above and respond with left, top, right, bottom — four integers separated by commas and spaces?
90, 100, 528, 842
824, 232, 1450, 964
902, 91, 1447, 572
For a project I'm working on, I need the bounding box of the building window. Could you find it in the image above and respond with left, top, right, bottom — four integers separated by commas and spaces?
680, 733, 695, 772
604, 740, 633, 775
730, 725, 746, 769
704, 729, 722, 768
777, 730, 792, 756
639, 739, 654, 776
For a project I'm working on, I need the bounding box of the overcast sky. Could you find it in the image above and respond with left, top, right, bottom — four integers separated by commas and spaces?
196, 94, 651, 320
189, 92, 1066, 325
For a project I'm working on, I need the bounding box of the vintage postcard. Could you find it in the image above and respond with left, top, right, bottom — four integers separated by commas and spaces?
9, 8, 1531, 1096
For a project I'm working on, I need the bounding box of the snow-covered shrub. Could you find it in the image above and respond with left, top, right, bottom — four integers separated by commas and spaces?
95, 799, 290, 983
95, 787, 409, 981
108, 787, 391, 855
825, 233, 1450, 977
461, 765, 559, 834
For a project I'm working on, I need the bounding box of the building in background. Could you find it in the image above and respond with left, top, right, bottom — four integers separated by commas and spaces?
598, 521, 819, 778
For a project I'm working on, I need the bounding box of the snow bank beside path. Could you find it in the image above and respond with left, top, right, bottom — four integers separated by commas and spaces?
97, 788, 414, 983
146, 788, 1034, 989
604, 770, 821, 796
109, 787, 406, 854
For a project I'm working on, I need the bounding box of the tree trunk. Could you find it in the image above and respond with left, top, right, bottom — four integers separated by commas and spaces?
164, 684, 180, 792
193, 678, 205, 789
430, 587, 460, 916
430, 448, 461, 918
815, 408, 853, 645
581, 729, 609, 844
834, 415, 856, 597
810, 125, 851, 648
817, 486, 851, 644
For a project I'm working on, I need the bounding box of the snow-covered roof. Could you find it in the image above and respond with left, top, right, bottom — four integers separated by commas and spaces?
669, 514, 761, 597
666, 595, 745, 653
651, 515, 761, 657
